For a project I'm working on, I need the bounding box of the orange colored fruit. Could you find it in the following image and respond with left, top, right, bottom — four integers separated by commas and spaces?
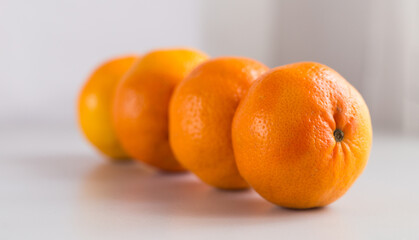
169, 57, 269, 189
78, 55, 137, 159
113, 48, 208, 172
232, 62, 372, 208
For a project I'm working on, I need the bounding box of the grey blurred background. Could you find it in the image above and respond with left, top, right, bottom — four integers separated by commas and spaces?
1, 0, 418, 135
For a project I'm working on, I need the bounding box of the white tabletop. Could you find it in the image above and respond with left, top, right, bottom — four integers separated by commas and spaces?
1, 125, 418, 240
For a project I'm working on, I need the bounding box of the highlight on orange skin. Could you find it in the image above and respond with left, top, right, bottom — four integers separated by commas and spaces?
78, 55, 138, 160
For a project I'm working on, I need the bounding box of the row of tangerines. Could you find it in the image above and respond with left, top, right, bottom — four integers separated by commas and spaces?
78, 48, 372, 209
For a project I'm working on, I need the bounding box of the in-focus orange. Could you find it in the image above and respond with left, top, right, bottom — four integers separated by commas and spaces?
232, 62, 372, 208
169, 57, 268, 189
78, 56, 137, 159
113, 48, 208, 172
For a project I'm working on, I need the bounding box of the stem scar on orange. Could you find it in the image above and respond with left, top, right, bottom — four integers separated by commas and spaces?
232, 62, 373, 209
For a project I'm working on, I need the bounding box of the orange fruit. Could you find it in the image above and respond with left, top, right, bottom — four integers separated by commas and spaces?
169, 57, 269, 189
78, 55, 137, 159
113, 48, 208, 172
232, 62, 372, 208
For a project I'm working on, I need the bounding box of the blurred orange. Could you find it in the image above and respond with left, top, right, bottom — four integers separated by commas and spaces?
169, 57, 268, 189
113, 48, 208, 172
78, 56, 137, 159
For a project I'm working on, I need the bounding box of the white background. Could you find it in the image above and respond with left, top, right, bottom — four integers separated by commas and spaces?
1, 0, 418, 133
